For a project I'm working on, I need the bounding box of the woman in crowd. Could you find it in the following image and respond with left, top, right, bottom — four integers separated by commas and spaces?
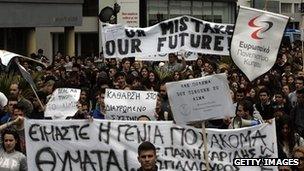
0, 129, 27, 171
277, 115, 304, 158
292, 146, 304, 171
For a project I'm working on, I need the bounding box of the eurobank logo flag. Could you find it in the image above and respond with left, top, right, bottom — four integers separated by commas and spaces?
231, 6, 289, 81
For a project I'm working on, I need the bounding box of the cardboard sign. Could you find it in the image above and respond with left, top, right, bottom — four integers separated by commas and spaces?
44, 88, 81, 119
105, 89, 157, 120
166, 73, 234, 124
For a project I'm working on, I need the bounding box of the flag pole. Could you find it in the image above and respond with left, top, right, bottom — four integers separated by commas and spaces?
202, 121, 210, 171
29, 84, 44, 110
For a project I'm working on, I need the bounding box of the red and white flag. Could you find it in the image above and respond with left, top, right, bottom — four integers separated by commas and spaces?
230, 6, 289, 81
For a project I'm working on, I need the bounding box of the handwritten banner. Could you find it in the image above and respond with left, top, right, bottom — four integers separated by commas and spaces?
25, 119, 278, 171
105, 89, 158, 120
44, 88, 81, 119
101, 15, 233, 59
166, 73, 234, 124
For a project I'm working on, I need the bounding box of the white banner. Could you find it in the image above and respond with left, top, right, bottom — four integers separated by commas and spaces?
105, 89, 157, 120
101, 15, 233, 59
166, 73, 234, 125
230, 6, 289, 81
25, 119, 278, 171
0, 50, 19, 66
44, 88, 81, 119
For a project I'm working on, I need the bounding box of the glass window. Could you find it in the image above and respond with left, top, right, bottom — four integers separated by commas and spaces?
281, 3, 292, 13
83, 0, 98, 16
147, 0, 235, 26
294, 3, 300, 13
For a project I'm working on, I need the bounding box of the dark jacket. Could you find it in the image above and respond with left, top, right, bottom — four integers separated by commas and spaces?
137, 166, 158, 171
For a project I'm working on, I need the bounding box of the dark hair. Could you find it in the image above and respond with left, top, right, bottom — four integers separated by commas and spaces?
1, 129, 22, 152
258, 88, 270, 96
276, 115, 296, 154
138, 141, 156, 155
13, 103, 25, 112
237, 100, 254, 115
137, 115, 151, 121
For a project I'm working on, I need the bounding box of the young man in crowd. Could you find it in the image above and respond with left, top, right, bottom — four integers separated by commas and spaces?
137, 141, 158, 171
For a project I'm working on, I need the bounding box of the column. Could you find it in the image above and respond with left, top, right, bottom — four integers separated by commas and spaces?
27, 28, 36, 57
65, 26, 75, 57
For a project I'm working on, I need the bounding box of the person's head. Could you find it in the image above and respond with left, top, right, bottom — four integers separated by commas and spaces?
293, 146, 304, 170
140, 67, 149, 79
12, 104, 25, 120
98, 89, 105, 109
7, 97, 18, 114
247, 88, 256, 99
282, 85, 290, 96
277, 114, 294, 140
2, 129, 21, 153
295, 76, 304, 91
159, 83, 167, 99
297, 71, 304, 77
122, 58, 131, 71
138, 141, 157, 170
80, 89, 89, 103
287, 74, 295, 85
274, 109, 286, 120
114, 72, 127, 89
43, 79, 56, 95
133, 61, 141, 71
236, 100, 254, 119
77, 101, 89, 114
168, 53, 177, 64
149, 71, 157, 83
131, 77, 143, 90
258, 88, 271, 104
296, 88, 304, 106
108, 67, 117, 78
173, 71, 181, 81
274, 91, 286, 105
9, 83, 21, 99
235, 89, 245, 103
138, 115, 151, 121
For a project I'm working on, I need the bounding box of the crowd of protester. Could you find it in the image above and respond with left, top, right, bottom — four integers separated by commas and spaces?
0, 41, 304, 170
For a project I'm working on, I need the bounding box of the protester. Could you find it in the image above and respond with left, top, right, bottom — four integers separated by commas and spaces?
291, 88, 304, 137
9, 83, 33, 117
277, 115, 304, 158
292, 146, 304, 171
137, 141, 158, 171
228, 100, 263, 129
0, 129, 27, 171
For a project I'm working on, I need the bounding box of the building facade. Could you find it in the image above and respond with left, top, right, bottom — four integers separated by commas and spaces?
238, 0, 302, 29
0, 0, 237, 61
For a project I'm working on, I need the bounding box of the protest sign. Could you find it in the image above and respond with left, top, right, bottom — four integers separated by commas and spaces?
44, 88, 81, 119
101, 15, 233, 59
25, 119, 278, 171
230, 6, 289, 81
166, 73, 234, 125
116, 0, 139, 27
105, 89, 157, 120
